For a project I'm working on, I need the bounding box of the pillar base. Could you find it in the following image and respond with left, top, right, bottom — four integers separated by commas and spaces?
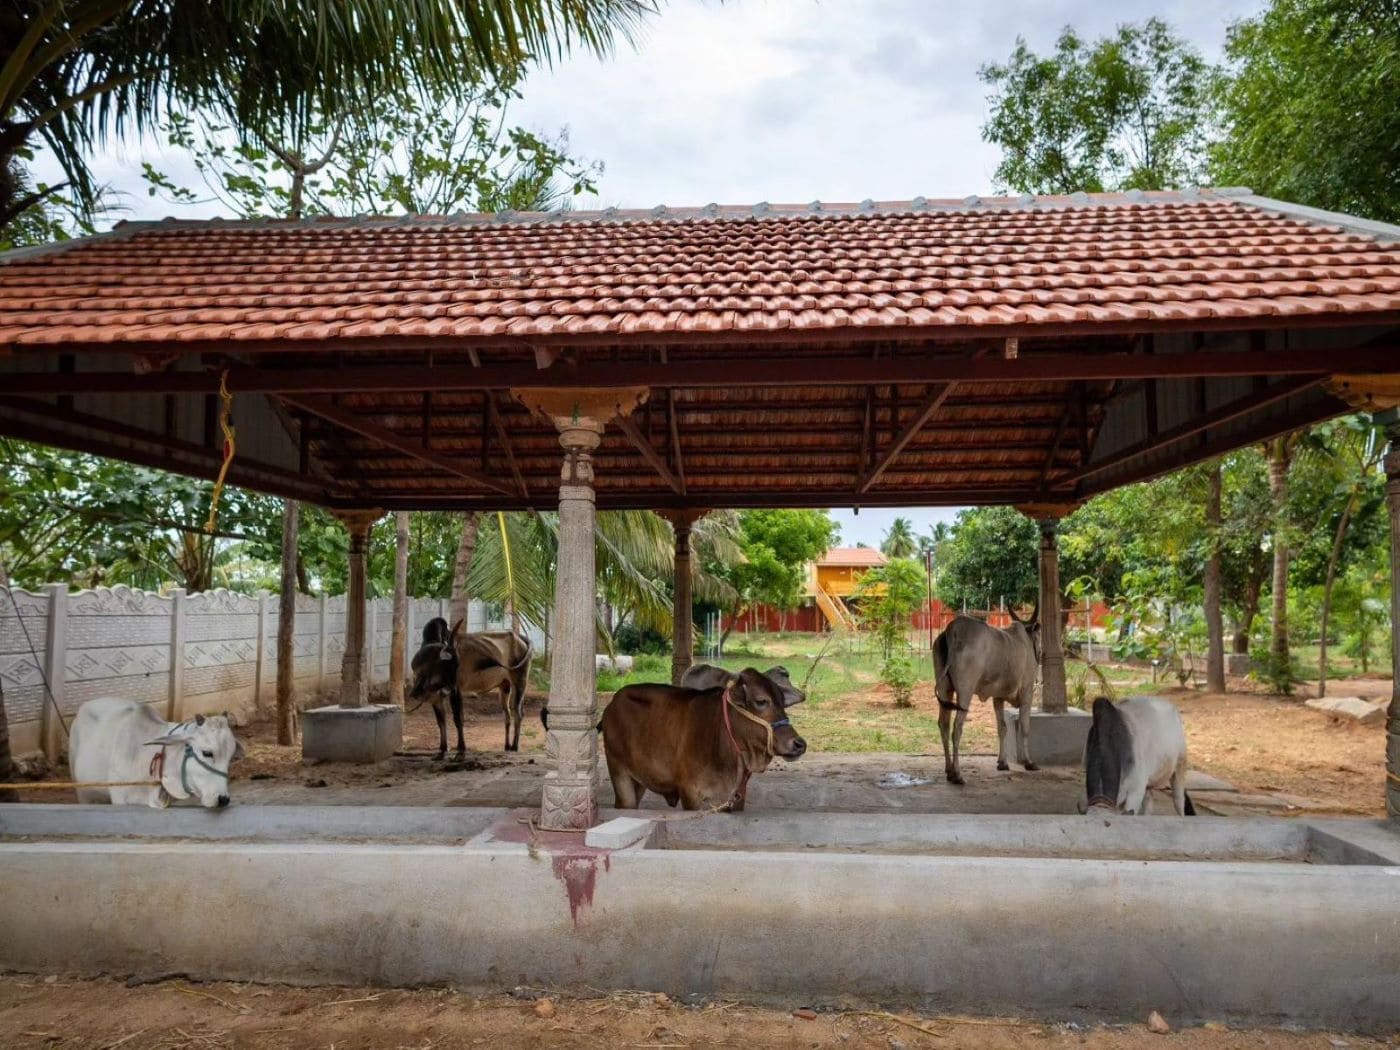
1000, 706, 1091, 766
301, 704, 402, 764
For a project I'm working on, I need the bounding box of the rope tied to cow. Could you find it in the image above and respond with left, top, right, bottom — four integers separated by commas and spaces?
720, 682, 787, 762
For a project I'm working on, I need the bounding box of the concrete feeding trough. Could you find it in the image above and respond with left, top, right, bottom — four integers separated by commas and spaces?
2, 805, 1398, 1031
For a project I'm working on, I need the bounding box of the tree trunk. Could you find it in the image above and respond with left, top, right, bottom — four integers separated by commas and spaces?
1204, 460, 1226, 692
449, 511, 480, 628
719, 601, 744, 649
1267, 437, 1293, 690
389, 511, 410, 707
0, 561, 15, 801
276, 500, 299, 746
1316, 496, 1355, 699
295, 553, 310, 595
1234, 573, 1263, 654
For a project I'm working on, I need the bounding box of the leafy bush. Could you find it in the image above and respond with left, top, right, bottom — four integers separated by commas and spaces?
613, 623, 670, 655
882, 650, 918, 708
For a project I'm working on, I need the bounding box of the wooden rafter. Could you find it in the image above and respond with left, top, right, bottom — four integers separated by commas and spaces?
487, 393, 529, 499
855, 381, 957, 493
615, 411, 684, 495
280, 394, 517, 498
667, 388, 687, 496
1051, 375, 1324, 490
1037, 397, 1076, 495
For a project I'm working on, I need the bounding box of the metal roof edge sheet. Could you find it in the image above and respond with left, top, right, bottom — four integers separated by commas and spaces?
1234, 194, 1400, 244
0, 188, 1301, 248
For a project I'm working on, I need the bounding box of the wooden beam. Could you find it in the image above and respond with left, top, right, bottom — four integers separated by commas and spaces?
7, 344, 1399, 396
1076, 395, 1341, 497
487, 393, 529, 499
1051, 375, 1326, 489
615, 411, 685, 495
667, 388, 687, 496
856, 381, 957, 493
1037, 398, 1076, 495
280, 395, 517, 498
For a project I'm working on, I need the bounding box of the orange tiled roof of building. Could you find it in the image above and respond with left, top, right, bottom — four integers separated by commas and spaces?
2, 189, 1399, 349
818, 547, 888, 567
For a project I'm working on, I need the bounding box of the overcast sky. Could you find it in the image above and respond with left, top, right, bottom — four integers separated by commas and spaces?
37, 0, 1265, 547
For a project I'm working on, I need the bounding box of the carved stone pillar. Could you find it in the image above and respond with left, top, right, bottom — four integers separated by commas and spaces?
516, 387, 647, 830
334, 510, 382, 709
666, 511, 705, 686
1380, 408, 1400, 820
1037, 518, 1068, 714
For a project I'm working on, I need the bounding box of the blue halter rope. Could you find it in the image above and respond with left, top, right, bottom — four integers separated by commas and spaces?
155, 720, 231, 800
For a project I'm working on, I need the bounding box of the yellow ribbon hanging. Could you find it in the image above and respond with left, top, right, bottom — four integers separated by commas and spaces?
204, 370, 237, 533
497, 511, 517, 627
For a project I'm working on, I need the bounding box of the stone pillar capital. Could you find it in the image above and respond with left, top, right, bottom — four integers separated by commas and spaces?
332, 508, 384, 543
514, 385, 649, 430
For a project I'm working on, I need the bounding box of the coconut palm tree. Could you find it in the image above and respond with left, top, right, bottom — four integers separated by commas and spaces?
465, 510, 740, 653
881, 516, 917, 559
0, 0, 656, 229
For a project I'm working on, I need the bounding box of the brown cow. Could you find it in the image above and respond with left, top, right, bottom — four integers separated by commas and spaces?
601, 667, 806, 812
409, 619, 533, 753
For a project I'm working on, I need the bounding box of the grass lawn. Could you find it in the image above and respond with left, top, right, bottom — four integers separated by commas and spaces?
594, 633, 1164, 754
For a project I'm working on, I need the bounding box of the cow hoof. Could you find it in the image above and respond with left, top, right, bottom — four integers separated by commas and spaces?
947, 773, 965, 786
434, 752, 447, 762
996, 760, 1010, 772
1023, 762, 1039, 772
454, 750, 467, 760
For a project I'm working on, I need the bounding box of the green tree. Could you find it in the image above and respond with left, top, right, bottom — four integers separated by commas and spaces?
715, 510, 837, 646
881, 516, 917, 559
0, 0, 652, 233
935, 507, 1039, 612
146, 72, 599, 220
1212, 0, 1400, 222
979, 18, 1212, 194
857, 557, 927, 655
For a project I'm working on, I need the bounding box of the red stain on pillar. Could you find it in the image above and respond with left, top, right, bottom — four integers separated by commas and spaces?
552, 854, 599, 925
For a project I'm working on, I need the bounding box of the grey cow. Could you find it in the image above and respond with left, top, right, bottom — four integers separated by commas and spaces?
681, 663, 806, 707
932, 613, 1041, 784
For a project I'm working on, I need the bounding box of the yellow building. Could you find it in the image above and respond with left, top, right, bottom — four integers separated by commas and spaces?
806, 547, 887, 630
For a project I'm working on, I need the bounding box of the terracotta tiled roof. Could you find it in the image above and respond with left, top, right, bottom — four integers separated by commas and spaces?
2, 189, 1399, 348
818, 547, 888, 567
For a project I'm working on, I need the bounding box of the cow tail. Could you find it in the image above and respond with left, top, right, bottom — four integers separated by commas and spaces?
1183, 790, 1196, 817
932, 631, 956, 709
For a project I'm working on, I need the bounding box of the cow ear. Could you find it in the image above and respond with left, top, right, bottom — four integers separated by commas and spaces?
146, 732, 192, 746
232, 738, 246, 761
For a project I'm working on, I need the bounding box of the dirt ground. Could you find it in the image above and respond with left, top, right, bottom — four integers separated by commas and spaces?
13, 668, 1393, 816
2, 977, 1394, 1050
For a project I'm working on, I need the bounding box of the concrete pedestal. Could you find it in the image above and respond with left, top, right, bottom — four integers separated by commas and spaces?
301, 704, 402, 764
1001, 706, 1091, 766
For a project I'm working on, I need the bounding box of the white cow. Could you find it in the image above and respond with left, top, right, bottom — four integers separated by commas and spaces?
1079, 696, 1195, 816
69, 697, 244, 809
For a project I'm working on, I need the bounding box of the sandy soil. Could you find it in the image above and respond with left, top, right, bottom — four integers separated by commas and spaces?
808, 675, 1393, 817
2, 977, 1393, 1050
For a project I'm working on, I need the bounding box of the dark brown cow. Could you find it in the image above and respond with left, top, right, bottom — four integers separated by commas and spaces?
601, 667, 806, 812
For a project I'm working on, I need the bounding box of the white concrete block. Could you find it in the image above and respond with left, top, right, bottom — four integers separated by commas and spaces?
1001, 706, 1091, 766
584, 816, 654, 849
1305, 696, 1386, 725
301, 704, 402, 763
